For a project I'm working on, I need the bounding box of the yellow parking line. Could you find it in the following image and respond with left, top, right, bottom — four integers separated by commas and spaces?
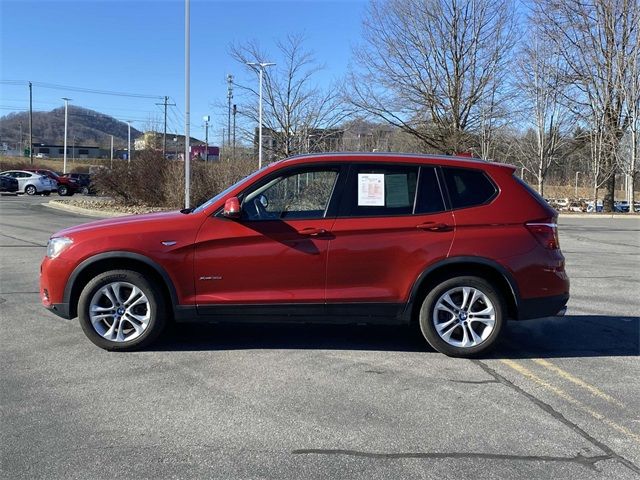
500, 359, 640, 445
532, 358, 626, 409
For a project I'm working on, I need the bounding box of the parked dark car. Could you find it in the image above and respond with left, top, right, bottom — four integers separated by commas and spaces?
0, 174, 19, 193
24, 168, 79, 196
63, 173, 95, 195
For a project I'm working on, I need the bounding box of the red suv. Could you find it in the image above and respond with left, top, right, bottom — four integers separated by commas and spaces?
40, 154, 569, 357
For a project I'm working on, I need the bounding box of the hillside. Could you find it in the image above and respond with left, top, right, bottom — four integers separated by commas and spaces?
0, 106, 143, 148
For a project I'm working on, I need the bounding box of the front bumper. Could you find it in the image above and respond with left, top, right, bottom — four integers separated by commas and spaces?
518, 293, 569, 320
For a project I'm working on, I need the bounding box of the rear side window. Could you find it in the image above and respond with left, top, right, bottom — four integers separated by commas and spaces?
415, 167, 445, 214
442, 167, 497, 209
341, 164, 418, 217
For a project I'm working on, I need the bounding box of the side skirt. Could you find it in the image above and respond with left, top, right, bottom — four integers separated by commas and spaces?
174, 303, 407, 325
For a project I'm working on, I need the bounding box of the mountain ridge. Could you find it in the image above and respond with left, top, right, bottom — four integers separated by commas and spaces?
0, 106, 143, 148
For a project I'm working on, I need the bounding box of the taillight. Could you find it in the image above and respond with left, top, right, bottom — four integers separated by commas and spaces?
526, 221, 560, 249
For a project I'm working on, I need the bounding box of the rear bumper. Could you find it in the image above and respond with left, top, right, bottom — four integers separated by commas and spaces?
46, 303, 72, 320
517, 293, 569, 320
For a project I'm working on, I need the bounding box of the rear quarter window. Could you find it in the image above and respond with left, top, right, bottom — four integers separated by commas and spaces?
442, 167, 497, 209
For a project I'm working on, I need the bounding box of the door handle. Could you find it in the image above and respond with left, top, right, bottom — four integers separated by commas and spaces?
416, 222, 452, 232
297, 227, 328, 236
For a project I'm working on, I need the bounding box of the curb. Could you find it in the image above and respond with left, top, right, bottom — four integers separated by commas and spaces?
558, 213, 640, 219
45, 201, 128, 218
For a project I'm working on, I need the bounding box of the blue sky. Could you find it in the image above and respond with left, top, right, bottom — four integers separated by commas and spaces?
1, 0, 367, 144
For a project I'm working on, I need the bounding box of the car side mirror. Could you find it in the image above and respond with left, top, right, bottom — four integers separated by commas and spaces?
223, 197, 241, 219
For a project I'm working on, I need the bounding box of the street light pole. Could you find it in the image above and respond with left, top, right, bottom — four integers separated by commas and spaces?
575, 171, 581, 199
184, 0, 191, 209
110, 135, 114, 169
62, 97, 71, 174
246, 61, 275, 169
127, 121, 132, 164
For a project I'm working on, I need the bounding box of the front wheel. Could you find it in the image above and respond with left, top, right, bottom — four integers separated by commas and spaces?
58, 185, 68, 196
77, 270, 167, 351
418, 276, 505, 357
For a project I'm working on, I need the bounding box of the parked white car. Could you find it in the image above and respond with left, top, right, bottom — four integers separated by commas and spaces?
0, 170, 55, 195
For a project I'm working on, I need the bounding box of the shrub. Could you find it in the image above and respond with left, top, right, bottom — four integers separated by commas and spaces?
94, 150, 257, 209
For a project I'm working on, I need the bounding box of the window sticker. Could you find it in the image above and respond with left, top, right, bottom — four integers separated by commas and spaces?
385, 174, 410, 207
358, 173, 385, 206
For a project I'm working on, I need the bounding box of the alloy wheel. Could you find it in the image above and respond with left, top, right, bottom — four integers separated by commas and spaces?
432, 286, 496, 348
89, 281, 150, 342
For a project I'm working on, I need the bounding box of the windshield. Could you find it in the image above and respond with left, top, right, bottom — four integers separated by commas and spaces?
191, 167, 266, 214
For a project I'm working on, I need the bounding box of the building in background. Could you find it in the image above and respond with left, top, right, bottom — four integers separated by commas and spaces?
30, 143, 107, 159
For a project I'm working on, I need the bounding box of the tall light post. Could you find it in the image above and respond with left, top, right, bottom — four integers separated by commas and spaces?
184, 0, 191, 209
575, 171, 581, 199
127, 121, 132, 164
246, 61, 275, 169
62, 98, 71, 174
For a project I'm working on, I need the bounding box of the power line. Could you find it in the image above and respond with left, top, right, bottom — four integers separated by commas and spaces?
0, 80, 164, 100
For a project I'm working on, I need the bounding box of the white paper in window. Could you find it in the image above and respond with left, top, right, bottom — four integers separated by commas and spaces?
358, 173, 385, 206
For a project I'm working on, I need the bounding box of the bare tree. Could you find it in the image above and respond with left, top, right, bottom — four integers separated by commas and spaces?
230, 35, 351, 161
346, 0, 517, 154
535, 0, 640, 212
514, 27, 572, 196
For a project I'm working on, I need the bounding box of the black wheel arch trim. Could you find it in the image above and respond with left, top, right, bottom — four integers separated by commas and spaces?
403, 256, 521, 320
63, 251, 180, 317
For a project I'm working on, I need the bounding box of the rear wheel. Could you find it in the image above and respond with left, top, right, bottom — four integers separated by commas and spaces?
418, 276, 505, 357
78, 270, 167, 351
25, 185, 37, 195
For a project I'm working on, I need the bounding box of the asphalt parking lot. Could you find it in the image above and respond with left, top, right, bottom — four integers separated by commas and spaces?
1, 194, 638, 479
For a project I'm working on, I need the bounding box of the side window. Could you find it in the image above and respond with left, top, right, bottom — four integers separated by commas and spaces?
442, 167, 497, 209
415, 167, 445, 214
342, 164, 418, 217
242, 169, 338, 221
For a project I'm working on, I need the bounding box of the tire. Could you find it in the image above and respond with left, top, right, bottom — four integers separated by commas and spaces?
77, 270, 167, 351
25, 184, 37, 195
81, 186, 89, 195
58, 185, 68, 196
418, 276, 505, 357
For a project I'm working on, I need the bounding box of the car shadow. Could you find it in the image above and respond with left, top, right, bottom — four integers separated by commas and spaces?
151, 315, 639, 358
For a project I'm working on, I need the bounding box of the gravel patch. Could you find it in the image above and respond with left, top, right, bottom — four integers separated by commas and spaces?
50, 198, 169, 215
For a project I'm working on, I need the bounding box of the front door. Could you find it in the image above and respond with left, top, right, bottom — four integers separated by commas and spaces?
194, 166, 343, 314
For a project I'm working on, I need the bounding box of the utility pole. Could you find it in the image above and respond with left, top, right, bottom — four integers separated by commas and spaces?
246, 62, 275, 169
156, 95, 175, 158
203, 115, 210, 161
227, 74, 233, 151
62, 97, 71, 174
232, 104, 237, 159
29, 82, 33, 164
19, 121, 22, 153
110, 135, 114, 169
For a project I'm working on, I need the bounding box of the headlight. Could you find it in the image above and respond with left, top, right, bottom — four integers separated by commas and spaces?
47, 236, 73, 258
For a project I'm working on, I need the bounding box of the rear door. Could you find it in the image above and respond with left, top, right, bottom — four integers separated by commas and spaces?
325, 163, 455, 315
